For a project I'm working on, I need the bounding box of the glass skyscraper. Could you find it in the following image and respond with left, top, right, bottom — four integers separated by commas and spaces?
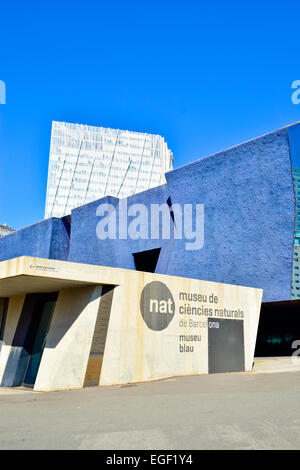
45, 121, 173, 219
291, 167, 300, 299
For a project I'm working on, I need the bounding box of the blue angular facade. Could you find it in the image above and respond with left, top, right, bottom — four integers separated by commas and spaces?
1, 125, 298, 303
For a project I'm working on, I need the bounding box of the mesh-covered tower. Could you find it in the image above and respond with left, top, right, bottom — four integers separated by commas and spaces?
45, 121, 173, 218
0, 224, 14, 238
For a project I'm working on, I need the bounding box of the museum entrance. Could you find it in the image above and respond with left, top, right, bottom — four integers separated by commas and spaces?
22, 293, 58, 387
0, 292, 59, 388
1, 292, 58, 388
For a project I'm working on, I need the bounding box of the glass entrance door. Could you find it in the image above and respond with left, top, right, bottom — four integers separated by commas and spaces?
23, 293, 57, 387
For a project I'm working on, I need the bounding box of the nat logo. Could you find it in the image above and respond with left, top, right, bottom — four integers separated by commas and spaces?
140, 281, 175, 331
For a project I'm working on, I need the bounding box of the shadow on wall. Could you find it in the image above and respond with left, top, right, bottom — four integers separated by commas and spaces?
45, 285, 105, 349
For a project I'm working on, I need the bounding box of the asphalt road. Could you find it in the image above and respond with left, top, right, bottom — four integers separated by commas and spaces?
1, 366, 300, 450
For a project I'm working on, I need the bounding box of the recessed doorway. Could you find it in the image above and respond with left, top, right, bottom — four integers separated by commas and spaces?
22, 293, 58, 387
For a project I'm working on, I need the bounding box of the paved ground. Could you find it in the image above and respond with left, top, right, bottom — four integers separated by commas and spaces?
1, 359, 300, 450
253, 356, 300, 374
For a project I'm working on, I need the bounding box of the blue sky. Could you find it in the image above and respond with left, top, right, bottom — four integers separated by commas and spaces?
1, 0, 300, 230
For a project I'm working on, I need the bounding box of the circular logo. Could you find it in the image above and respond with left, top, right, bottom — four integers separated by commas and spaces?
140, 281, 175, 331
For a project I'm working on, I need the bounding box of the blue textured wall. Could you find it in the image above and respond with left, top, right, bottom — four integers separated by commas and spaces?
49, 217, 70, 261
0, 217, 70, 262
67, 127, 295, 302
0, 126, 296, 303
68, 185, 174, 273
166, 128, 295, 302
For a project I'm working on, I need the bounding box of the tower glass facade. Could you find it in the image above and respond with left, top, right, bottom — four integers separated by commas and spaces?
45, 121, 173, 219
291, 168, 300, 299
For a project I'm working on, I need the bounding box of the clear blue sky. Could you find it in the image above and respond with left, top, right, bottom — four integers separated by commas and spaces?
1, 0, 300, 230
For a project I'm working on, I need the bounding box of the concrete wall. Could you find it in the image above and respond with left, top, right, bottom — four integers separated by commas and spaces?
0, 217, 70, 263
34, 285, 102, 392
0, 257, 263, 390
98, 271, 262, 385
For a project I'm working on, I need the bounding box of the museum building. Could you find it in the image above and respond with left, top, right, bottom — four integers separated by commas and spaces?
0, 123, 299, 390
